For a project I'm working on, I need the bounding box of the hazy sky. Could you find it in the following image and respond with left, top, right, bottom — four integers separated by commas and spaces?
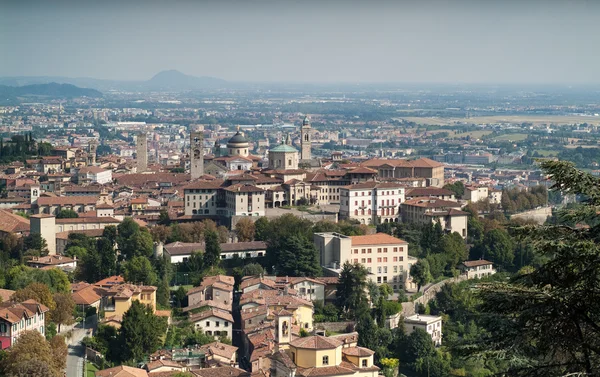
1, 0, 599, 83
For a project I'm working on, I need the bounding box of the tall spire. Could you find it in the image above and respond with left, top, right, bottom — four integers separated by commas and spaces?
285, 133, 291, 146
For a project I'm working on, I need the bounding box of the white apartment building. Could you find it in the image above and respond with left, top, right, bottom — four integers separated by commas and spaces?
401, 198, 469, 239
460, 260, 497, 279
189, 308, 234, 340
223, 184, 265, 217
339, 182, 405, 224
463, 185, 488, 203
77, 166, 112, 184
314, 232, 417, 292
0, 299, 49, 349
404, 314, 443, 346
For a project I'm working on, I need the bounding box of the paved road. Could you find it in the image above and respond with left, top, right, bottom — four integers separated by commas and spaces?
66, 326, 87, 377
66, 316, 97, 377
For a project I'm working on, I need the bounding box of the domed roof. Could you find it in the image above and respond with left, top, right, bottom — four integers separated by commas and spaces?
303, 116, 310, 126
270, 143, 297, 153
228, 131, 248, 144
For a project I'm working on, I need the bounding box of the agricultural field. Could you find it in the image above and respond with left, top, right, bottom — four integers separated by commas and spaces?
399, 115, 600, 126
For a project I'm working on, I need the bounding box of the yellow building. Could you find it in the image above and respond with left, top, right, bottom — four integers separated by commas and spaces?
104, 283, 157, 317
269, 311, 379, 377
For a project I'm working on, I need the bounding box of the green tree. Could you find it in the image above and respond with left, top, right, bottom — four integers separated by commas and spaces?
117, 217, 153, 259
97, 237, 117, 278
22, 234, 48, 256
474, 228, 515, 269
242, 263, 265, 276
119, 300, 166, 363
235, 217, 255, 242
50, 292, 74, 332
123, 256, 157, 285
410, 260, 432, 292
1, 331, 64, 377
254, 216, 270, 241
273, 235, 321, 277
203, 230, 221, 268
336, 261, 369, 316
55, 209, 79, 219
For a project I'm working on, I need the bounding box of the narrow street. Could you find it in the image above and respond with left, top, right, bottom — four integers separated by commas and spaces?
66, 316, 97, 377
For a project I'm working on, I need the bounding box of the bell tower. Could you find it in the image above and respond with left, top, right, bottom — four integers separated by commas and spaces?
88, 139, 98, 166
191, 130, 204, 180
301, 116, 311, 161
275, 309, 292, 351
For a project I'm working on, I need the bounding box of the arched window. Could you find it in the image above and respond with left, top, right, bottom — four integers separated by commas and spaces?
288, 159, 292, 166
305, 134, 309, 141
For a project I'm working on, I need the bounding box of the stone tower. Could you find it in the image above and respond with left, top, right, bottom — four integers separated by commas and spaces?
88, 139, 98, 165
301, 116, 312, 160
190, 130, 204, 179
30, 214, 56, 255
213, 139, 221, 157
136, 133, 148, 173
274, 309, 292, 351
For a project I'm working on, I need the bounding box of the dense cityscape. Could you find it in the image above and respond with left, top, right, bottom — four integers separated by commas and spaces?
1, 1, 600, 377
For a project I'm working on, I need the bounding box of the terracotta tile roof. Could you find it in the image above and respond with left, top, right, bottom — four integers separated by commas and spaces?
27, 255, 75, 266
0, 209, 30, 233
241, 305, 268, 321
329, 332, 359, 345
345, 167, 377, 175
290, 335, 342, 350
72, 285, 103, 305
37, 196, 98, 206
406, 187, 454, 197
402, 198, 462, 208
189, 308, 234, 323
96, 366, 149, 377
350, 233, 407, 246
192, 366, 249, 377
183, 180, 225, 190
224, 184, 264, 193
220, 241, 267, 253
341, 346, 374, 357
315, 277, 339, 285
114, 173, 191, 188
187, 275, 235, 295
271, 350, 296, 369
56, 217, 121, 224
462, 259, 493, 268
240, 277, 278, 291
341, 182, 402, 190
199, 341, 238, 360
94, 275, 125, 288
408, 157, 444, 168
0, 299, 50, 324
0, 289, 15, 302
145, 359, 184, 372
296, 365, 356, 377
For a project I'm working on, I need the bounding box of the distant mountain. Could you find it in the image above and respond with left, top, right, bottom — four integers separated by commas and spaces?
0, 70, 227, 92
145, 70, 226, 90
0, 83, 102, 99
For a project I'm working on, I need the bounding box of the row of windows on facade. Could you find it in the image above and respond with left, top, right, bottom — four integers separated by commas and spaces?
354, 256, 404, 264
350, 190, 402, 196
358, 264, 404, 274
351, 199, 398, 206
0, 314, 43, 333
353, 247, 404, 253
354, 208, 396, 216
205, 320, 229, 327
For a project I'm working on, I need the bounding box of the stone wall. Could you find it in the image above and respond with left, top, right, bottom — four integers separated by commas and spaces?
315, 321, 355, 333
401, 275, 468, 317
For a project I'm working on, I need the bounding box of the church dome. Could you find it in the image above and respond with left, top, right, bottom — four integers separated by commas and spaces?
303, 116, 310, 126
228, 131, 248, 144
